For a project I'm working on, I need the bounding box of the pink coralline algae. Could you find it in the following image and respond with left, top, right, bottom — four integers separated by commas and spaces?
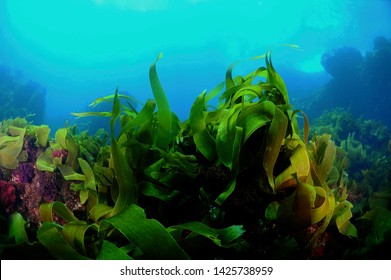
15, 170, 84, 225
23, 135, 39, 163
11, 163, 35, 184
36, 171, 62, 202
52, 149, 68, 164
0, 180, 17, 215
18, 171, 62, 224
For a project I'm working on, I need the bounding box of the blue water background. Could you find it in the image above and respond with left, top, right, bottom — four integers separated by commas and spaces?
0, 0, 390, 132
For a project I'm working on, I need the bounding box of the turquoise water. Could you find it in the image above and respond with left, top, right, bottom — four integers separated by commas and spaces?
1, 0, 391, 130
1, 0, 391, 261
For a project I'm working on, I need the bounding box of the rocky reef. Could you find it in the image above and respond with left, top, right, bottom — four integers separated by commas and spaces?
0, 64, 46, 124
300, 36, 391, 129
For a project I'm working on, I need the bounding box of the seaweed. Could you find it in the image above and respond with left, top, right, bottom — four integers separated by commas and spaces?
1, 52, 387, 259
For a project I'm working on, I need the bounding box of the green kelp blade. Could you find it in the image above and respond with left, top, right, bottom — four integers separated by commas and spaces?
265, 53, 289, 105
218, 84, 246, 104
57, 165, 85, 181
88, 93, 142, 108
71, 111, 111, 118
217, 225, 245, 245
359, 206, 391, 248
216, 104, 241, 169
225, 61, 237, 90
36, 149, 56, 172
62, 221, 98, 256
215, 126, 243, 205
7, 125, 25, 137
65, 133, 80, 170
39, 201, 79, 223
89, 204, 114, 223
0, 149, 19, 169
225, 53, 267, 91
231, 84, 263, 104
263, 105, 288, 192
0, 134, 13, 146
334, 200, 357, 238
62, 158, 97, 205
294, 182, 317, 227
291, 109, 310, 146
0, 127, 25, 169
110, 91, 138, 215
161, 150, 198, 176
168, 222, 245, 247
8, 213, 29, 244
265, 201, 280, 220
310, 134, 331, 165
307, 170, 336, 248
141, 181, 183, 203
97, 240, 133, 260
149, 53, 172, 150
274, 139, 310, 190
78, 158, 96, 191
37, 222, 90, 260
237, 101, 274, 145
189, 92, 217, 161
169, 222, 221, 246
119, 99, 156, 138
100, 204, 189, 260
277, 182, 313, 230
310, 186, 329, 224
205, 81, 225, 103
317, 138, 336, 183
216, 177, 237, 207
33, 125, 50, 147
54, 128, 68, 149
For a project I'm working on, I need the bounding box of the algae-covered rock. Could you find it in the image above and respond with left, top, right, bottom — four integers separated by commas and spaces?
302, 37, 391, 128
321, 46, 363, 79
0, 64, 46, 124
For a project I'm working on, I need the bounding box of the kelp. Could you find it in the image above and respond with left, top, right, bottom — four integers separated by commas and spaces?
184, 53, 357, 254
1, 51, 363, 259
189, 92, 218, 162
149, 53, 174, 150
359, 206, 391, 249
7, 213, 29, 244
0, 126, 26, 169
37, 199, 243, 259
31, 55, 245, 259
267, 133, 357, 245
189, 53, 297, 200
36, 127, 79, 172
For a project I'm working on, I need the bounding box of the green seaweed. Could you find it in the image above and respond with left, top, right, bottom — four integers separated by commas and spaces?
359, 206, 391, 249
100, 204, 190, 260
1, 51, 368, 260
149, 53, 174, 150
109, 89, 138, 215
0, 126, 26, 169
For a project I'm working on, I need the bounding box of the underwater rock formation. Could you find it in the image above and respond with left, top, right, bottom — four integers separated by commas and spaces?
0, 64, 46, 124
321, 46, 363, 79
300, 36, 391, 129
